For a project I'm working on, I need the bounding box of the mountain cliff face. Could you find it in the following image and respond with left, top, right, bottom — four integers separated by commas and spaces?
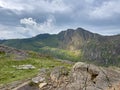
57, 28, 120, 66
82, 35, 120, 66
0, 28, 120, 66
58, 28, 100, 50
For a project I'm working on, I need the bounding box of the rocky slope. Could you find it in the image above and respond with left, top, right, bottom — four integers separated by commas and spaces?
0, 28, 120, 66
0, 45, 28, 60
2, 62, 120, 90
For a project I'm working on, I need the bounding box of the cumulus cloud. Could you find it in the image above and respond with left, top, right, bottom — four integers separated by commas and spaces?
20, 18, 37, 26
20, 17, 57, 37
0, 17, 59, 39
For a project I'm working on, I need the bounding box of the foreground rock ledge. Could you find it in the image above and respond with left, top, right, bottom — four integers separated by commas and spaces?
1, 62, 120, 90
67, 62, 120, 90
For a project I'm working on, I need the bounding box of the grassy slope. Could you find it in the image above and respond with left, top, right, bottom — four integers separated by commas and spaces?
39, 46, 82, 61
0, 51, 72, 84
0, 35, 83, 62
1, 33, 120, 66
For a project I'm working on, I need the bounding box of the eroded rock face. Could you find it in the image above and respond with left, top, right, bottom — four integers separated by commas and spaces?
65, 62, 120, 90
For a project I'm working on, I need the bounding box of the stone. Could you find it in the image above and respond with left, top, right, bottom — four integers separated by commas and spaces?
16, 65, 35, 70
32, 76, 45, 84
39, 82, 47, 88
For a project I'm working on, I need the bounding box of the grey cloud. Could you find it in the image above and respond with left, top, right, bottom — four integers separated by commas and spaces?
0, 8, 20, 26
0, 0, 120, 39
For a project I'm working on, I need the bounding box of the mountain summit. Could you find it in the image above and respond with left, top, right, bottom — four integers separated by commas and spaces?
0, 28, 120, 66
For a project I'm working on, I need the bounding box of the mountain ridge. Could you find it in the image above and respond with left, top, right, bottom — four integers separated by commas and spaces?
0, 27, 120, 66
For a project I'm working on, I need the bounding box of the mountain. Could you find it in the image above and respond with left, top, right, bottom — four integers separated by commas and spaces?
0, 27, 120, 66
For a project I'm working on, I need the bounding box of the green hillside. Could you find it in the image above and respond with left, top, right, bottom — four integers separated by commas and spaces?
0, 46, 72, 84
0, 28, 120, 66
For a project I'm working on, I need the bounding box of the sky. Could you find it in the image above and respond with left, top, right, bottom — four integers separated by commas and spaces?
0, 0, 120, 39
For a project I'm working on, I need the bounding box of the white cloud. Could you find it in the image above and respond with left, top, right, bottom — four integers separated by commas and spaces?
20, 17, 57, 36
89, 0, 120, 19
20, 18, 37, 26
0, 0, 25, 11
0, 17, 59, 39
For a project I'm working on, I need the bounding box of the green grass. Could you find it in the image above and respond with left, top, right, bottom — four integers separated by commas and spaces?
0, 52, 72, 85
39, 46, 82, 61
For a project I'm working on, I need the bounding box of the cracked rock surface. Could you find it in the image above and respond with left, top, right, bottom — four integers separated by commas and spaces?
64, 62, 120, 90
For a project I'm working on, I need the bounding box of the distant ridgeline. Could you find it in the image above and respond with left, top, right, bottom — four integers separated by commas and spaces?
0, 28, 120, 66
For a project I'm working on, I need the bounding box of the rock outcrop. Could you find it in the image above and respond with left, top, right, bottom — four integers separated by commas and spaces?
14, 62, 120, 90
0, 45, 28, 60
65, 62, 120, 90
